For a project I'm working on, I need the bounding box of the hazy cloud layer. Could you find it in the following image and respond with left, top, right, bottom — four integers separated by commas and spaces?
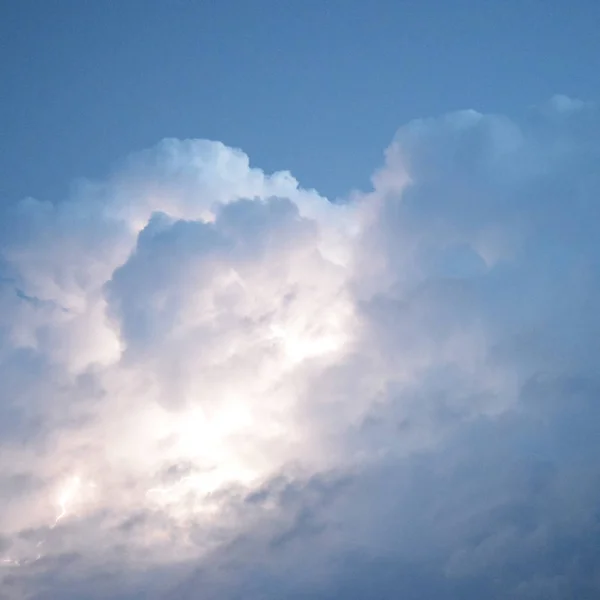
1, 97, 600, 599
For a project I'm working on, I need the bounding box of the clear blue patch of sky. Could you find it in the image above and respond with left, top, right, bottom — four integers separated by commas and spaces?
1, 0, 599, 203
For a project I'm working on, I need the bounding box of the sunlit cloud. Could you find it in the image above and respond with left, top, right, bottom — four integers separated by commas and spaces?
2, 98, 600, 598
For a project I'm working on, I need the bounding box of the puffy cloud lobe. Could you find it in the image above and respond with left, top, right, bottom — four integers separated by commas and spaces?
1, 97, 600, 598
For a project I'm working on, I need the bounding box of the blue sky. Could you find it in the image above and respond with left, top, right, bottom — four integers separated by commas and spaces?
2, 0, 599, 203
2, 2, 600, 599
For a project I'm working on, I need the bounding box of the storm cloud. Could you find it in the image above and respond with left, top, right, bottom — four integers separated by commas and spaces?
1, 97, 600, 599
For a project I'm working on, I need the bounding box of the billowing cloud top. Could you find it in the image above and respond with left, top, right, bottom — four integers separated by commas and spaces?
2, 97, 600, 599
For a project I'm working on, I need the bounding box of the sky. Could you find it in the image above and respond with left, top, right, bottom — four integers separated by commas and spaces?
1, 1, 600, 599
2, 0, 600, 202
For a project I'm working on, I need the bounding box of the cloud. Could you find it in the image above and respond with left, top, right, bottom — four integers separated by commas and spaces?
1, 97, 600, 598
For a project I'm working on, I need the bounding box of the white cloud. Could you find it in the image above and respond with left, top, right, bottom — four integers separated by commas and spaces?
2, 98, 600, 598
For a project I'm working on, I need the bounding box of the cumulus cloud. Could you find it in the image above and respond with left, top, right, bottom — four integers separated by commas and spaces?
1, 97, 600, 599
